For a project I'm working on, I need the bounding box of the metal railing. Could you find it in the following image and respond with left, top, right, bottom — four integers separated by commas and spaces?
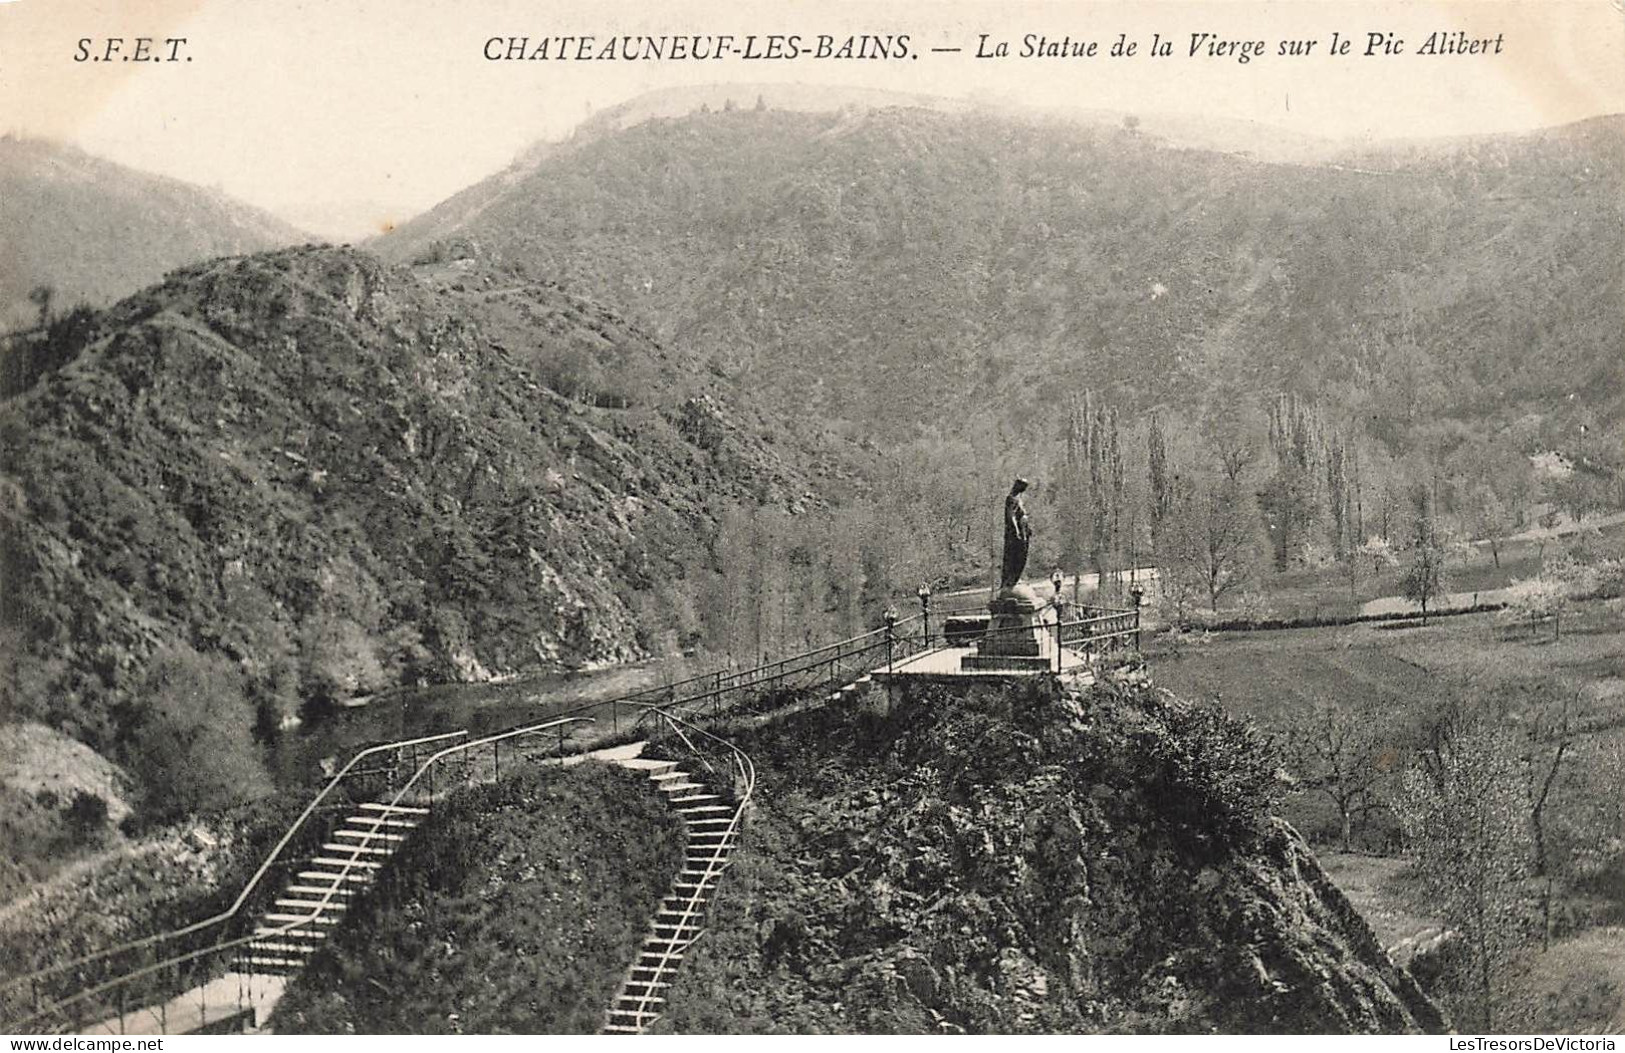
4, 722, 588, 1034
1, 729, 469, 1032
654, 615, 925, 725
4, 631, 902, 1033
1058, 603, 1140, 652
871, 601, 1139, 676
8, 599, 1136, 1034
624, 706, 755, 1029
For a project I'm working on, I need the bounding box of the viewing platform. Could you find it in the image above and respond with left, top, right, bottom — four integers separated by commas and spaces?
874, 642, 1095, 683
869, 594, 1139, 689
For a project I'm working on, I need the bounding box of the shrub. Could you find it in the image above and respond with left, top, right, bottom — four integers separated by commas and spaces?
272, 763, 684, 1033
120, 644, 272, 824
1126, 686, 1284, 852
64, 789, 109, 842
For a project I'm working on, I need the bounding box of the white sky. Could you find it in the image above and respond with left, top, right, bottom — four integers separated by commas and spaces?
2, 0, 1622, 224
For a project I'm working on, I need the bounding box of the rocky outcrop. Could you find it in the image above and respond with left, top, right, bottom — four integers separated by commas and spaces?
0, 246, 811, 756
657, 677, 1445, 1034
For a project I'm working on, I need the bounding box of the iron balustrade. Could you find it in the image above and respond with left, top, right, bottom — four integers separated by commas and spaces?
0, 729, 469, 1032
4, 721, 593, 1035
624, 707, 755, 1030
6, 602, 1137, 1034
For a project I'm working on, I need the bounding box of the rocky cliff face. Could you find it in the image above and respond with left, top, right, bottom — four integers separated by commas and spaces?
0, 246, 811, 755
656, 677, 1445, 1034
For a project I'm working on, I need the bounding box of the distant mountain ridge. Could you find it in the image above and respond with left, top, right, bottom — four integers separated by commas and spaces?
375, 86, 1343, 257
0, 137, 306, 330
376, 105, 1623, 452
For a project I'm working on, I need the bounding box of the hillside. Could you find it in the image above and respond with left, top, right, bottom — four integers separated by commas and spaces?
0, 245, 823, 820
651, 676, 1444, 1033
0, 137, 305, 331
271, 762, 684, 1033
377, 105, 1623, 455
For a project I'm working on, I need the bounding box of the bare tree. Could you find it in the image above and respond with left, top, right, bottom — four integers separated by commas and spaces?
1400, 486, 1452, 624
1284, 701, 1391, 851
1164, 478, 1261, 612
1395, 723, 1531, 1031
1525, 693, 1575, 950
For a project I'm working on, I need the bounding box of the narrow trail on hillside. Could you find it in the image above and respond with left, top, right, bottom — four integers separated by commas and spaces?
0, 840, 152, 932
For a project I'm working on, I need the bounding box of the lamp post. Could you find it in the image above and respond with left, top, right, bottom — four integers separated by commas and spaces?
1129, 585, 1144, 652
1051, 569, 1065, 672
917, 583, 932, 647
883, 607, 898, 709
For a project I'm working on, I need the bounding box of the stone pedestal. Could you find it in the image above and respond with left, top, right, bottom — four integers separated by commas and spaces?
961, 584, 1053, 672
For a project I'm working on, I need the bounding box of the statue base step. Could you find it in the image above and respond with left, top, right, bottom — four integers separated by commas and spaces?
963, 585, 1051, 668
959, 653, 1053, 672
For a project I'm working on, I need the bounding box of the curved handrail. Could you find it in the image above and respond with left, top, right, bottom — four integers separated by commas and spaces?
290, 717, 598, 920
2, 626, 855, 1008
8, 719, 591, 1034
626, 704, 756, 1028
1, 728, 468, 1007
11, 611, 915, 1032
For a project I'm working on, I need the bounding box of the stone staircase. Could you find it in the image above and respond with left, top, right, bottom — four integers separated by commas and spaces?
829, 672, 874, 703
237, 802, 428, 975
602, 756, 740, 1034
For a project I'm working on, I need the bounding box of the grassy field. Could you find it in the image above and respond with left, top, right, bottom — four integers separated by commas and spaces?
1148, 596, 1625, 1031
1198, 517, 1625, 625
269, 761, 684, 1034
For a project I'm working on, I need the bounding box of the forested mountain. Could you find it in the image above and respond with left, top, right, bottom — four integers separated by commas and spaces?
0, 246, 839, 818
378, 106, 1622, 456
3, 104, 1619, 830
0, 137, 304, 330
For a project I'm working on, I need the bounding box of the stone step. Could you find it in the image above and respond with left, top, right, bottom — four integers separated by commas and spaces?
321, 842, 393, 855
602, 1024, 643, 1034
614, 995, 667, 1008
658, 782, 705, 795
274, 898, 347, 911
330, 829, 407, 842
674, 804, 732, 815
250, 929, 326, 949
670, 793, 720, 804
240, 956, 304, 970
617, 758, 679, 774
607, 1009, 660, 1022
343, 815, 418, 829
309, 857, 382, 869
285, 884, 358, 897
264, 913, 341, 925
684, 817, 734, 827
296, 870, 373, 884
249, 940, 321, 953
358, 802, 428, 815
647, 770, 687, 782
